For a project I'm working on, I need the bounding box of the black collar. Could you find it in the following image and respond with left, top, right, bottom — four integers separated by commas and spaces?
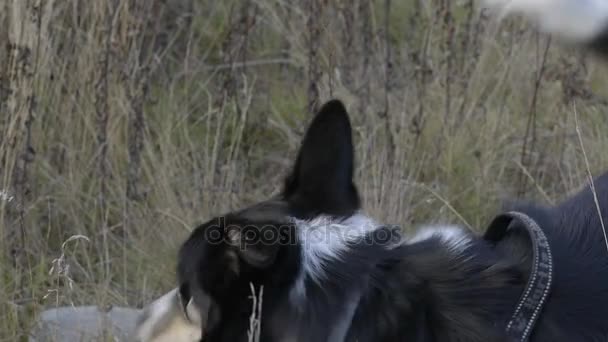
484, 211, 554, 342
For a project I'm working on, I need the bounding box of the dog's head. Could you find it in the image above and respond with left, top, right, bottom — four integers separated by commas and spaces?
134, 99, 361, 341
133, 288, 202, 342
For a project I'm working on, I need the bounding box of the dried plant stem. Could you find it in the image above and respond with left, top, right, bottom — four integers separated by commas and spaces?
95, 0, 117, 280
518, 36, 552, 196
3, 0, 45, 281
441, 0, 454, 125
307, 0, 321, 115
248, 283, 264, 342
573, 103, 608, 254
126, 0, 151, 203
382, 0, 395, 163
357, 0, 373, 122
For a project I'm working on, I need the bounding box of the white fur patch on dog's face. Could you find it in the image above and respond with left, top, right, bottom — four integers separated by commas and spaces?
134, 288, 201, 342
483, 0, 608, 42
408, 225, 472, 253
289, 213, 381, 301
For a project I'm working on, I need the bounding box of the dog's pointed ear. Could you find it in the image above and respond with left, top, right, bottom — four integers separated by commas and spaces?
283, 99, 360, 218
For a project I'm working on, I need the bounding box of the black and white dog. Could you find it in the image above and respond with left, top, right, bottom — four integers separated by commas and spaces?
134, 2, 608, 341
135, 99, 608, 342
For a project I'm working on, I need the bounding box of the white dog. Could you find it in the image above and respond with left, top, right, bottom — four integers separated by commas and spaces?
483, 0, 608, 49
133, 288, 201, 342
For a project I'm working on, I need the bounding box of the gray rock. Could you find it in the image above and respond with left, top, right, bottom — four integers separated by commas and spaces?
29, 306, 142, 342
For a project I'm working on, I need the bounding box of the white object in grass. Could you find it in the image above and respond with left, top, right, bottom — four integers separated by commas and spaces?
483, 0, 608, 42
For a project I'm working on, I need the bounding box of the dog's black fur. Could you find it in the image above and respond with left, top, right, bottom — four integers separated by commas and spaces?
177, 99, 608, 342
590, 31, 608, 56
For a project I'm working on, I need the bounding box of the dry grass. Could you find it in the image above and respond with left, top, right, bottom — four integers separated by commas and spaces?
1, 0, 608, 340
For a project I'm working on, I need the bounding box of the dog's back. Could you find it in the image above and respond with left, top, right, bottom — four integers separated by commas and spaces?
507, 172, 608, 340
482, 3, 608, 337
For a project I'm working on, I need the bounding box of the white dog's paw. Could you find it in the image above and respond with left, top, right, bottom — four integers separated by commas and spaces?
481, 0, 608, 43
